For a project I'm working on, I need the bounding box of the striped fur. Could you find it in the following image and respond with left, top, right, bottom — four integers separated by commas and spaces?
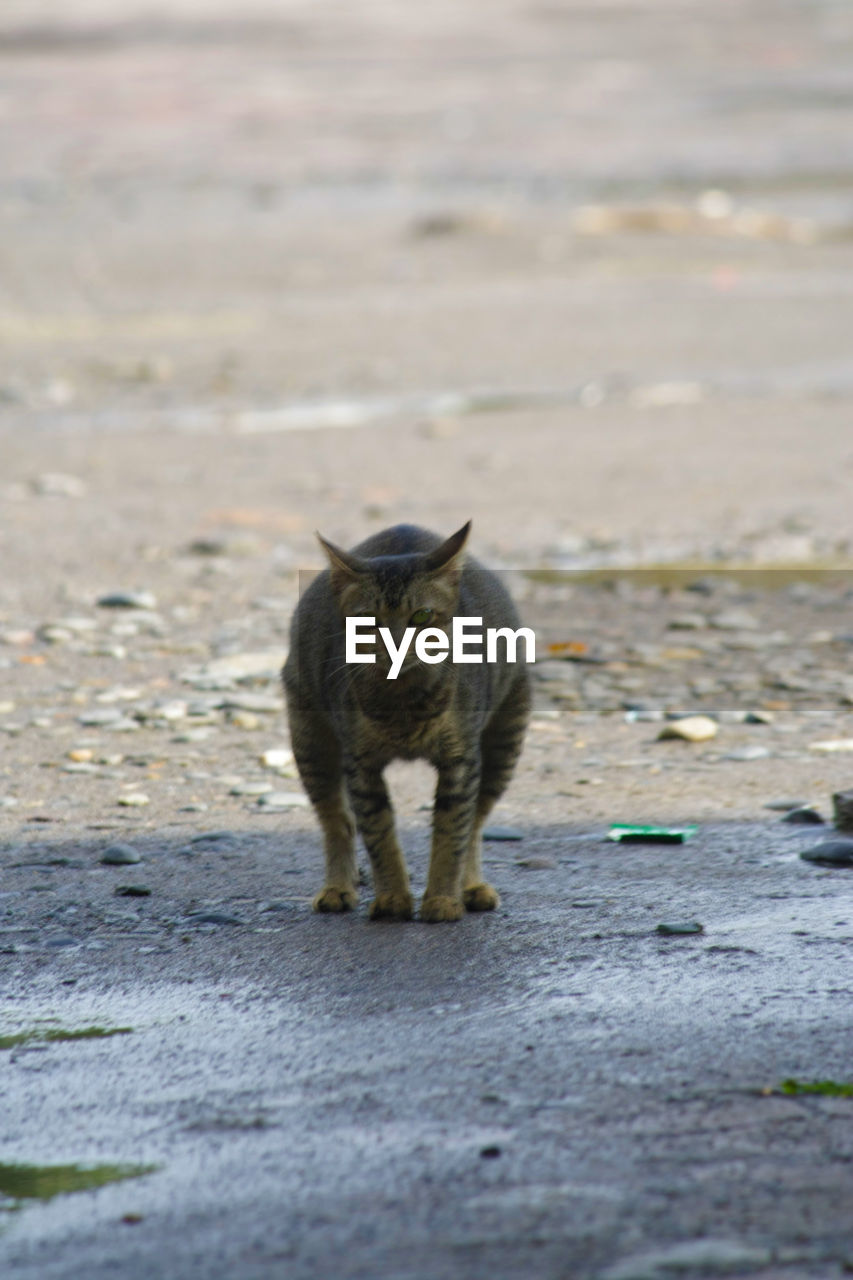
282, 522, 530, 923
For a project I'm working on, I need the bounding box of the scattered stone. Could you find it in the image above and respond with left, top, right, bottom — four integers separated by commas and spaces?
78, 708, 124, 727
222, 693, 281, 713
187, 538, 228, 556
115, 885, 152, 897
516, 857, 557, 870
117, 793, 150, 808
186, 911, 245, 926
227, 710, 261, 731
720, 746, 771, 761
97, 591, 158, 610
782, 807, 824, 825
624, 709, 664, 723
808, 738, 853, 753
0, 796, 19, 809
37, 624, 74, 644
709, 609, 760, 631
260, 748, 295, 771
173, 728, 214, 743
667, 613, 706, 631
256, 791, 309, 810
190, 831, 236, 845
764, 798, 809, 812
229, 781, 273, 797
32, 472, 87, 498
135, 700, 187, 722
657, 716, 717, 743
744, 709, 775, 724
483, 825, 525, 841
180, 651, 285, 688
101, 844, 142, 866
0, 629, 34, 646
800, 839, 853, 868
68, 748, 94, 763
62, 762, 101, 775
656, 921, 704, 936
832, 789, 853, 834
600, 1237, 772, 1280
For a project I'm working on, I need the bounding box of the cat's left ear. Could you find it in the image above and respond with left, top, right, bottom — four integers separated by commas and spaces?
423, 520, 471, 574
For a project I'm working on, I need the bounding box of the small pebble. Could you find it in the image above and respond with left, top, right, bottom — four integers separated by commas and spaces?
256, 791, 309, 809
656, 921, 704, 936
721, 746, 770, 761
657, 716, 717, 743
808, 739, 853, 753
227, 710, 261, 731
260, 748, 295, 771
186, 911, 245, 926
33, 472, 86, 497
483, 825, 524, 841
764, 798, 808, 812
78, 708, 124, 727
101, 844, 142, 865
97, 591, 158, 610
800, 840, 853, 868
223, 694, 281, 713
782, 807, 824, 825
516, 857, 557, 870
709, 609, 759, 631
117, 793, 150, 807
68, 748, 94, 763
229, 781, 273, 797
115, 885, 152, 898
667, 613, 706, 631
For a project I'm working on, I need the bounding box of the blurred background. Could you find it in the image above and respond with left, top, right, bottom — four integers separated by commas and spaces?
2, 0, 853, 566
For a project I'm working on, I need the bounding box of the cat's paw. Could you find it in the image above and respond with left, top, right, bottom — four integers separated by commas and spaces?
312, 886, 358, 913
368, 891, 414, 921
463, 883, 500, 912
420, 894, 465, 923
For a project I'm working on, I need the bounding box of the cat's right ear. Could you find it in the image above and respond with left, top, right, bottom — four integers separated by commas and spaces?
316, 532, 369, 593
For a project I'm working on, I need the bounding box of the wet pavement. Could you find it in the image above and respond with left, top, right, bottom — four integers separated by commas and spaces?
2, 818, 853, 1278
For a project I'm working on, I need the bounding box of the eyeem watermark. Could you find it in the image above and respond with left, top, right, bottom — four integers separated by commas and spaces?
346, 616, 536, 680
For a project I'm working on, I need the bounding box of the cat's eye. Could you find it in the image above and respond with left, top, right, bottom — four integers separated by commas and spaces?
410, 607, 434, 626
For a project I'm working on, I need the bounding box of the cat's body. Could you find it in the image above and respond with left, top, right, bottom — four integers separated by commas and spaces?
282, 522, 531, 922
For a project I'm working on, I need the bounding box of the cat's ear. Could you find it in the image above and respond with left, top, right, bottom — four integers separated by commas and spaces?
423, 520, 471, 574
316, 532, 369, 591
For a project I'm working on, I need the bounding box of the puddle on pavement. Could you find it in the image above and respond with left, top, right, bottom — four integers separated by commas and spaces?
0, 1162, 156, 1205
0, 1025, 133, 1050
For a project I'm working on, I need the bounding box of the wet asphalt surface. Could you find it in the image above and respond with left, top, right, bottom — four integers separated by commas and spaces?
3, 818, 852, 1279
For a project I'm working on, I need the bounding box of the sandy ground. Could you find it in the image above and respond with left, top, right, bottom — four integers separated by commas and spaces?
2, 2, 853, 1277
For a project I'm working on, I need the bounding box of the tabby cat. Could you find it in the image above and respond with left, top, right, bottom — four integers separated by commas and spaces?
282, 521, 531, 922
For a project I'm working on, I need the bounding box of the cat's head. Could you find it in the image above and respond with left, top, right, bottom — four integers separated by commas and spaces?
318, 522, 470, 679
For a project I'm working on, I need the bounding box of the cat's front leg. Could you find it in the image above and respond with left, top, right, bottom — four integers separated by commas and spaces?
345, 763, 413, 921
422, 758, 480, 922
